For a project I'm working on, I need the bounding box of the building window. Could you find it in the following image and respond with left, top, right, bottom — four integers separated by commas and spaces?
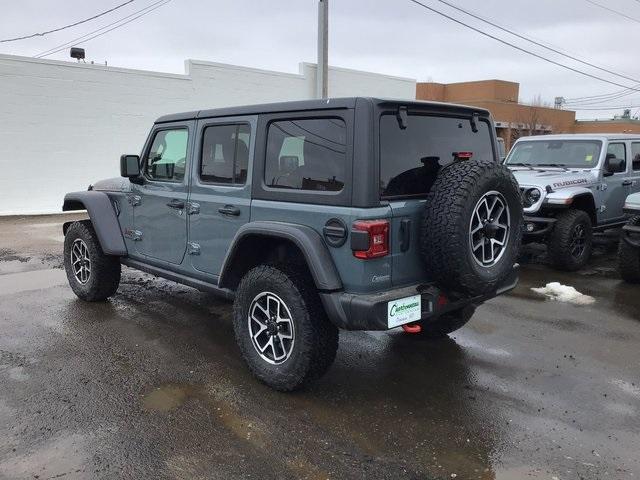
265, 118, 346, 192
200, 124, 251, 185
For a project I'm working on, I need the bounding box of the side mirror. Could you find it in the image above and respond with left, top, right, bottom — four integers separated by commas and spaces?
120, 154, 142, 182
603, 153, 625, 176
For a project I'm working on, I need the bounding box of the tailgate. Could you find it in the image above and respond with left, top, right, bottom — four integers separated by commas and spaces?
388, 199, 432, 287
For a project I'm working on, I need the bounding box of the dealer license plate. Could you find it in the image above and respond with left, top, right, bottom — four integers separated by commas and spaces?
387, 294, 422, 328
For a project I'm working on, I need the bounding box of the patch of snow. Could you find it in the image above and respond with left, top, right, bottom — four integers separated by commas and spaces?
531, 282, 595, 305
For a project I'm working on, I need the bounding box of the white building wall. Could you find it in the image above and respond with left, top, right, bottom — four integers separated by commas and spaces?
0, 54, 415, 215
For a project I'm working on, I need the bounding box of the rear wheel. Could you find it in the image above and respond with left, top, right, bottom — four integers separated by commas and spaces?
618, 216, 640, 283
547, 209, 593, 271
232, 264, 339, 391
63, 221, 121, 301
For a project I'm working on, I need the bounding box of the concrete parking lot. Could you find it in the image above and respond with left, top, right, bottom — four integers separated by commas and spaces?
0, 214, 638, 480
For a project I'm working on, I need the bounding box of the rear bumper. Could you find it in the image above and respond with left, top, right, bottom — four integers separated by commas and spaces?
320, 265, 519, 331
522, 216, 556, 238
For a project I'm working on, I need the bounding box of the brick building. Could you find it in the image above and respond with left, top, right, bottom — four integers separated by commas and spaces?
416, 79, 640, 149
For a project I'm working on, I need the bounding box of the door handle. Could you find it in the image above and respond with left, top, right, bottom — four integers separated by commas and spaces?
166, 199, 185, 209
622, 180, 633, 186
218, 205, 241, 216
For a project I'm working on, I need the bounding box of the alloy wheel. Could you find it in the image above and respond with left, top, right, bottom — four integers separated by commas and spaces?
71, 239, 91, 284
570, 224, 587, 258
247, 292, 295, 365
469, 191, 511, 267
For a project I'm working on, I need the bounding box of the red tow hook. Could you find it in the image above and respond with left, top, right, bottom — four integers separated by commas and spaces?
402, 323, 422, 334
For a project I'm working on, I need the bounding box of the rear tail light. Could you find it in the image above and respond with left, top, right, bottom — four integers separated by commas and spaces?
352, 219, 390, 259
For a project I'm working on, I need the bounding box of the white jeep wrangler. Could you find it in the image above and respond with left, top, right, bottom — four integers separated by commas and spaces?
619, 192, 640, 282
506, 134, 640, 270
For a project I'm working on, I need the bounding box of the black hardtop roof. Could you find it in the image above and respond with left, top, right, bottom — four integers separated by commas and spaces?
154, 97, 491, 123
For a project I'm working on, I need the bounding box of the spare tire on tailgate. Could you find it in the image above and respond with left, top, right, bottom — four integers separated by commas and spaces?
420, 159, 522, 296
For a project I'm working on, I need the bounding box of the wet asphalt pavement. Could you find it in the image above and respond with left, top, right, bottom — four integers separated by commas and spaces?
0, 215, 638, 480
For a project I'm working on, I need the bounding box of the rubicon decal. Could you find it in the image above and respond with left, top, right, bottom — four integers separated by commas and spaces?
552, 178, 589, 188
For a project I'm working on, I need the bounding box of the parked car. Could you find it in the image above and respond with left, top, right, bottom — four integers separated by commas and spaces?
619, 192, 640, 282
62, 97, 522, 391
505, 134, 640, 270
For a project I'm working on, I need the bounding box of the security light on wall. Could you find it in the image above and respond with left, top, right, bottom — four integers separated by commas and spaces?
70, 48, 85, 62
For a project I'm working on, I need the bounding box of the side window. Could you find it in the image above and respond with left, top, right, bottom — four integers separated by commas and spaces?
265, 118, 346, 192
144, 129, 188, 182
606, 143, 626, 173
200, 123, 251, 185
631, 143, 640, 171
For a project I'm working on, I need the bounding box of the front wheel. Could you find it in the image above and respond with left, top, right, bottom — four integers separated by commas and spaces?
232, 264, 339, 391
63, 221, 121, 301
547, 210, 593, 271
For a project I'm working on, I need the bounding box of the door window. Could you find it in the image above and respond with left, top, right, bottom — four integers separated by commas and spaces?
631, 143, 640, 171
200, 124, 251, 185
144, 129, 189, 182
606, 143, 626, 173
264, 118, 346, 192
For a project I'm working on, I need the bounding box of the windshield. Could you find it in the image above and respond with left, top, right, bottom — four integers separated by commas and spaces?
506, 139, 602, 169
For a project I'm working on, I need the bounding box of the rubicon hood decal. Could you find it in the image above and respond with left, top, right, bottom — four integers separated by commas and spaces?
551, 178, 589, 188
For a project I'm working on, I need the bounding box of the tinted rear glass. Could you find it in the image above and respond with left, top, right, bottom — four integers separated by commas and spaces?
380, 114, 493, 198
265, 118, 346, 192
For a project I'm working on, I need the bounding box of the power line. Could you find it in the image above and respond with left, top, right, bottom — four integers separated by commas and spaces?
406, 0, 640, 94
0, 1, 134, 43
583, 0, 640, 24
573, 104, 640, 111
35, 0, 171, 59
432, 0, 640, 85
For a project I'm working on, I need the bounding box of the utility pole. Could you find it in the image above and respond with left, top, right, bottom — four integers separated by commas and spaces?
317, 0, 328, 99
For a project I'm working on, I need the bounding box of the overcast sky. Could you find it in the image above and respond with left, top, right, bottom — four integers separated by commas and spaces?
1, 0, 639, 119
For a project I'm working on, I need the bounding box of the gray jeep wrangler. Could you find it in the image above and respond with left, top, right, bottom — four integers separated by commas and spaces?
506, 134, 640, 271
619, 192, 640, 282
62, 98, 522, 391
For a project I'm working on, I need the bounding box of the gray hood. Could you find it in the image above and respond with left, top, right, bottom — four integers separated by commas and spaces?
510, 168, 598, 190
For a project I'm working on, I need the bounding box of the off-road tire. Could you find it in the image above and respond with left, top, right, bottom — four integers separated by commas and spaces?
546, 209, 593, 271
420, 160, 522, 296
63, 221, 121, 301
232, 264, 339, 391
618, 216, 640, 283
417, 305, 476, 339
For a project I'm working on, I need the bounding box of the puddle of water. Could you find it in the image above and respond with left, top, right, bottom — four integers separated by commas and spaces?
0, 269, 67, 295
142, 383, 199, 412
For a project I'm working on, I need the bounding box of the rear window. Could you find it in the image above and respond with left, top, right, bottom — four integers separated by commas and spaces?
379, 114, 493, 198
265, 118, 346, 192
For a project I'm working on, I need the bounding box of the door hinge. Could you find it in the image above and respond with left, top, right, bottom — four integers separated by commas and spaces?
127, 194, 142, 206
187, 242, 201, 255
124, 228, 143, 241
187, 202, 200, 215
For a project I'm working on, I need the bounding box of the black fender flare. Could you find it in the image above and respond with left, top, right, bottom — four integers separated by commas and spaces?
62, 191, 127, 256
219, 221, 343, 291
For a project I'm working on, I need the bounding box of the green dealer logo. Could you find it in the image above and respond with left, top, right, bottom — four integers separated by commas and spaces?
389, 301, 420, 317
